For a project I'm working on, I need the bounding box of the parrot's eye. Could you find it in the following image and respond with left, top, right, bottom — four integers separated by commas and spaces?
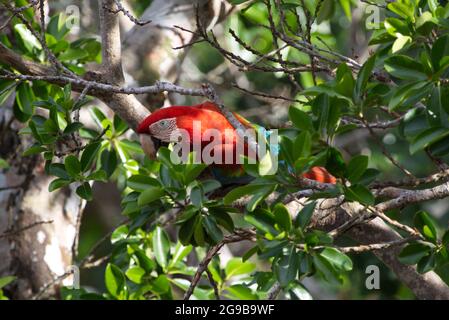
158, 119, 169, 129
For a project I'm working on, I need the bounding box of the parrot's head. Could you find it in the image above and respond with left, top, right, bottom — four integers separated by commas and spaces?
136, 105, 208, 159
137, 107, 189, 142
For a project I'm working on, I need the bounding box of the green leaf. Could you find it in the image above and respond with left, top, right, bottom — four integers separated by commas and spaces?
49, 163, 71, 180
319, 247, 353, 272
0, 81, 15, 106
246, 184, 276, 212
384, 55, 427, 80
90, 107, 108, 128
63, 122, 84, 135
210, 208, 235, 233
23, 145, 46, 157
416, 11, 437, 35
431, 35, 449, 72
317, 0, 335, 24
410, 127, 449, 154
152, 226, 170, 269
111, 225, 128, 244
125, 266, 145, 284
76, 182, 92, 201
346, 155, 368, 183
224, 184, 272, 205
242, 246, 259, 262
225, 258, 256, 279
387, 2, 415, 20
47, 13, 71, 40
258, 151, 277, 176
134, 249, 156, 273
293, 131, 312, 159
200, 179, 221, 194
358, 168, 381, 185
113, 115, 128, 136
355, 55, 376, 98
14, 24, 42, 52
15, 83, 35, 122
335, 63, 355, 98
398, 243, 432, 265
86, 170, 107, 182
274, 247, 299, 287
150, 274, 170, 295
443, 230, 449, 247
127, 175, 160, 192
339, 0, 352, 20
417, 253, 436, 273
184, 163, 207, 184
305, 230, 333, 247
137, 186, 164, 206
169, 243, 192, 267
189, 184, 204, 208
176, 206, 199, 224
289, 282, 313, 300
392, 34, 412, 53
344, 184, 375, 205
105, 263, 126, 299
312, 254, 341, 284
203, 216, 224, 244
388, 81, 431, 111
64, 155, 81, 178
193, 216, 206, 247
58, 48, 89, 61
244, 209, 278, 236
313, 94, 340, 137
295, 201, 317, 230
228, 0, 251, 4
0, 276, 16, 289
289, 107, 314, 132
225, 284, 258, 300
326, 147, 346, 178
80, 142, 101, 172
273, 203, 292, 232
0, 158, 9, 170
414, 211, 438, 243
101, 148, 118, 177
178, 216, 196, 245
48, 178, 71, 192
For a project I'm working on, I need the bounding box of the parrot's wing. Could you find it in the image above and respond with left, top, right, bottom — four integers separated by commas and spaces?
197, 102, 254, 130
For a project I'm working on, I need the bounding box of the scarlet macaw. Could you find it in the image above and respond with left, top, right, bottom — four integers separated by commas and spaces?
137, 101, 336, 184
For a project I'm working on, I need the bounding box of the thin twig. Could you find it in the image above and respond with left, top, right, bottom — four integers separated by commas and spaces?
232, 83, 301, 103
0, 220, 53, 239
184, 229, 256, 300
104, 0, 152, 26
267, 282, 281, 300
205, 269, 220, 300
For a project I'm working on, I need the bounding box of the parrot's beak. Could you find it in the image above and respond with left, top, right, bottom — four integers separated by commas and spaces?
139, 134, 159, 160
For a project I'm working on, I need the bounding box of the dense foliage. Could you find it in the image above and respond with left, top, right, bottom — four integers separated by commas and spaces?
1, 0, 449, 300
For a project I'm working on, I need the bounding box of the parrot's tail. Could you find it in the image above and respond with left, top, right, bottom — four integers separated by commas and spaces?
302, 167, 337, 184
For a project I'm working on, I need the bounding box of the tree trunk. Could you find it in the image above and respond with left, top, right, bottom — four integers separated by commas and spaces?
0, 0, 226, 300
0, 94, 84, 299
